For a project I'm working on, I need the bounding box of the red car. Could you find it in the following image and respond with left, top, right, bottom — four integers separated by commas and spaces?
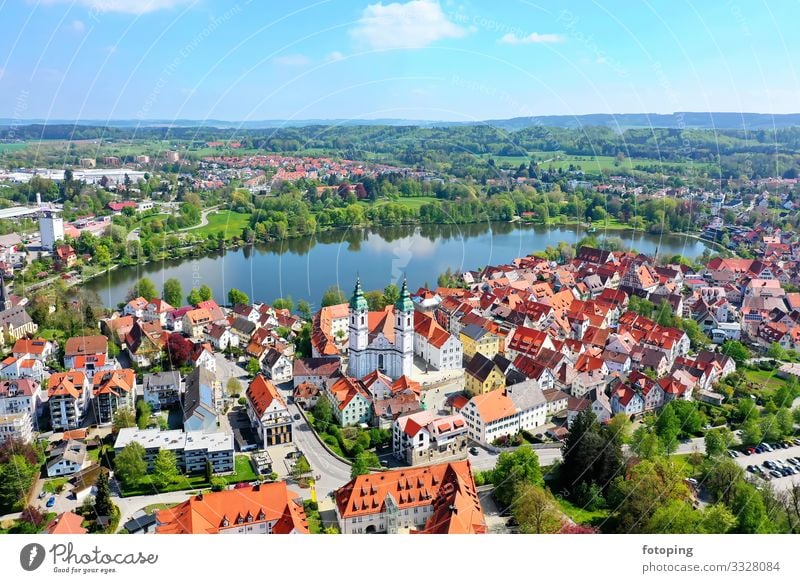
746, 447, 756, 455
233, 482, 250, 489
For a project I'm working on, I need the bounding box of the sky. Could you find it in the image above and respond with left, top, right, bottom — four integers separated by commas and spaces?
0, 0, 798, 122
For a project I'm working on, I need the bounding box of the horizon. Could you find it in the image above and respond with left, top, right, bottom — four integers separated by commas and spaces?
2, 1, 799, 120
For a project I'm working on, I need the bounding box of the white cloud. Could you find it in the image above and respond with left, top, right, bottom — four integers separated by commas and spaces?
104, 44, 118, 54
272, 54, 311, 67
41, 0, 196, 15
70, 19, 86, 33
325, 51, 344, 62
498, 32, 564, 45
351, 0, 467, 50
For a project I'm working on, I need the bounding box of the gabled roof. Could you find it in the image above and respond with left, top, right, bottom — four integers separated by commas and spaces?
92, 369, 135, 397
156, 482, 308, 534
64, 335, 108, 357
247, 374, 287, 418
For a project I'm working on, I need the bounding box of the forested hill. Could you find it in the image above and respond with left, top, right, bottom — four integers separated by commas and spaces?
2, 111, 800, 132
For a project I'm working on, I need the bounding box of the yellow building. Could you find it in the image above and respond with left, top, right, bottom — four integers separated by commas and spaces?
459, 323, 500, 361
465, 352, 505, 395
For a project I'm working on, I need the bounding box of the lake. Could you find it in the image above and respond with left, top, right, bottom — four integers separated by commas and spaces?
84, 222, 712, 308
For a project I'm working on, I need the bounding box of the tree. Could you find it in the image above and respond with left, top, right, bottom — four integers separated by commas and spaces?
513, 483, 562, 534
700, 503, 737, 534
321, 285, 346, 307
646, 500, 703, 533
740, 417, 763, 446
721, 340, 750, 366
135, 399, 151, 430
187, 288, 202, 306
704, 458, 745, 506
776, 408, 794, 437
630, 426, 662, 459
291, 455, 311, 480
297, 299, 311, 320
205, 460, 214, 483
93, 471, 114, 520
655, 405, 681, 454
198, 284, 213, 302
382, 283, 400, 307
768, 342, 788, 361
313, 395, 333, 426
272, 296, 294, 311
112, 408, 136, 433
114, 442, 147, 488
226, 377, 242, 397
153, 450, 180, 489
129, 277, 157, 301
704, 427, 734, 458
247, 358, 261, 377
731, 482, 769, 533
560, 409, 623, 498
607, 413, 633, 444
166, 332, 192, 367
609, 458, 690, 533
162, 278, 183, 307
228, 288, 249, 307
492, 446, 543, 507
350, 453, 371, 479
0, 455, 37, 511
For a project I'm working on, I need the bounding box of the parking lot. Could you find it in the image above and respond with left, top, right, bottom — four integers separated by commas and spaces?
733, 441, 800, 492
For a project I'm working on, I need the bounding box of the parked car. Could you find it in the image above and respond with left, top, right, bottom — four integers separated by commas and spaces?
469, 446, 479, 456
770, 470, 783, 478
760, 443, 773, 452
46, 496, 55, 508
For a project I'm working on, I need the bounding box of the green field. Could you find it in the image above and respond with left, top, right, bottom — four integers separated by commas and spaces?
191, 210, 251, 239
555, 497, 611, 526
0, 143, 28, 152
742, 367, 789, 392
360, 195, 441, 210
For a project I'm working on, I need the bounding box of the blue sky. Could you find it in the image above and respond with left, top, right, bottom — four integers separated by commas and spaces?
1, 0, 798, 121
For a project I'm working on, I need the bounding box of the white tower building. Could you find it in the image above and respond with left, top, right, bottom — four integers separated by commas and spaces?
39, 211, 64, 251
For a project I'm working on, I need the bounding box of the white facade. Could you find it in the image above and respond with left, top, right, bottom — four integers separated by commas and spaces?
0, 411, 33, 443
39, 214, 64, 250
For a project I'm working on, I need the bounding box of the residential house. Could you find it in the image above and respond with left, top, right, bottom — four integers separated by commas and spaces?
392, 410, 468, 466
48, 371, 89, 431
246, 375, 292, 446
54, 244, 77, 269
183, 308, 213, 339
610, 385, 645, 417
461, 379, 547, 445
571, 354, 609, 398
125, 320, 167, 368
292, 357, 341, 388
204, 323, 237, 351
113, 427, 234, 475
183, 366, 219, 432
292, 382, 320, 409
12, 337, 54, 362
459, 323, 500, 361
0, 355, 46, 382
64, 335, 108, 370
189, 342, 216, 373
413, 311, 463, 371
142, 371, 182, 410
542, 388, 569, 415
45, 512, 88, 535
0, 411, 33, 443
123, 296, 149, 319
464, 352, 505, 396
46, 440, 88, 477
323, 376, 373, 426
261, 348, 292, 384
92, 369, 135, 425
144, 298, 175, 326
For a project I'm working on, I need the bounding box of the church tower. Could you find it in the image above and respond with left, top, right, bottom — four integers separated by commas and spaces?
0, 274, 11, 312
393, 278, 414, 377
348, 277, 369, 377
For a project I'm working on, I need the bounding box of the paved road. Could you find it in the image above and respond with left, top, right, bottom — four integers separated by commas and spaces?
288, 401, 352, 499
113, 490, 197, 531
733, 444, 800, 493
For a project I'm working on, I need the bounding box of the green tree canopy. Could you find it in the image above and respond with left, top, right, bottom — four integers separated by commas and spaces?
162, 278, 183, 307
114, 442, 147, 488
228, 288, 250, 307
492, 446, 543, 507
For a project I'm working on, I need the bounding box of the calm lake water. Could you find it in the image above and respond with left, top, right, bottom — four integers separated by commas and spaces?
85, 222, 712, 308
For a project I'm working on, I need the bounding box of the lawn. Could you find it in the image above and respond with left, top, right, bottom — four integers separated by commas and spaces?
358, 195, 440, 210
742, 368, 788, 392
119, 454, 257, 497
42, 477, 69, 494
555, 496, 611, 526
37, 328, 67, 343
192, 210, 251, 239
226, 455, 258, 484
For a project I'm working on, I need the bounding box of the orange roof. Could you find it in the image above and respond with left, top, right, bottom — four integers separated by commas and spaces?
156, 482, 308, 534
327, 376, 371, 410
469, 390, 516, 424
46, 512, 87, 535
413, 310, 452, 349
62, 429, 88, 441
246, 375, 286, 418
64, 335, 108, 357
335, 460, 486, 534
11, 337, 50, 355
92, 369, 135, 397
367, 306, 395, 343
48, 371, 86, 399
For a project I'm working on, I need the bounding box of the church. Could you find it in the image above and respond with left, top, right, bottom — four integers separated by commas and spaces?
347, 278, 414, 380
